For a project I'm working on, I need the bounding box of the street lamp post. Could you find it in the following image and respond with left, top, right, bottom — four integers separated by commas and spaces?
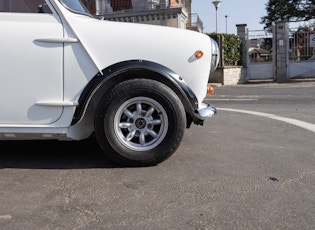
212, 1, 221, 33
225, 15, 228, 33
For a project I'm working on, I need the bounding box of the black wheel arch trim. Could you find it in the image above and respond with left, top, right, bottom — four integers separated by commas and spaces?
71, 60, 203, 125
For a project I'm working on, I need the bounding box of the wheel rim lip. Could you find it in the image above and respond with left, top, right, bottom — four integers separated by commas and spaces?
114, 96, 168, 151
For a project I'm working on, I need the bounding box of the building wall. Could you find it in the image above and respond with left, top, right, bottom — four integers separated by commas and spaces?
1, 0, 196, 32
0, 0, 42, 13
84, 0, 194, 31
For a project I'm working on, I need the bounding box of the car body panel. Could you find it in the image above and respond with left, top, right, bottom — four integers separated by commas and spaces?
65, 18, 213, 107
51, 0, 213, 107
0, 0, 218, 140
0, 13, 64, 125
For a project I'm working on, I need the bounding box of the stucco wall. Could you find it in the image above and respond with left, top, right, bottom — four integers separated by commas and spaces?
209, 66, 247, 85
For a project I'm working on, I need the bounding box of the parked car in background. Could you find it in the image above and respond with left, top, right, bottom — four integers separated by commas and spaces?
0, 0, 219, 166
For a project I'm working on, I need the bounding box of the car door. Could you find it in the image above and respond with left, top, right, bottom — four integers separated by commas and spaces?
0, 12, 64, 125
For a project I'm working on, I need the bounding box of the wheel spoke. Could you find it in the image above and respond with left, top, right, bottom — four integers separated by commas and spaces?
126, 130, 136, 141
119, 122, 132, 128
147, 129, 157, 138
149, 119, 161, 125
139, 132, 145, 145
146, 107, 155, 117
136, 103, 142, 115
124, 109, 134, 119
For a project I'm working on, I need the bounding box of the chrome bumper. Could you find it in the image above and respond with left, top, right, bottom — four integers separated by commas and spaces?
197, 103, 217, 118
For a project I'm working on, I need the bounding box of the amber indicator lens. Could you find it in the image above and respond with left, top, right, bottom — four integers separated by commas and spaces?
195, 50, 204, 58
207, 85, 215, 95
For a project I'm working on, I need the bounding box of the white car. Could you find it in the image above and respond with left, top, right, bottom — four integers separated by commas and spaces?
0, 0, 219, 166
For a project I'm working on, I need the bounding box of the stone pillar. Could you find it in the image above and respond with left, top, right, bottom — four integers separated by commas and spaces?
216, 35, 224, 67
275, 22, 289, 82
236, 24, 248, 68
0, 0, 10, 11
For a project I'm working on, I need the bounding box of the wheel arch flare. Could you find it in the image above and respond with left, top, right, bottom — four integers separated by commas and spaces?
71, 60, 203, 127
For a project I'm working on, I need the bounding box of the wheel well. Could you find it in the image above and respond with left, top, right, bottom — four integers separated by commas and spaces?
72, 66, 198, 131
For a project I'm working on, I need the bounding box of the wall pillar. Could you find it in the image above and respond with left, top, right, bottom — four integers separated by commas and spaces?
236, 24, 248, 68
275, 22, 289, 82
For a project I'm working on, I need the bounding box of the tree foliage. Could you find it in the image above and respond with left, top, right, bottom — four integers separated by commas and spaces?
261, 0, 315, 29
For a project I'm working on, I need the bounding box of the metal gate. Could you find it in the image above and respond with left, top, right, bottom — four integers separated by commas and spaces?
247, 29, 274, 80
288, 26, 315, 78
246, 22, 315, 80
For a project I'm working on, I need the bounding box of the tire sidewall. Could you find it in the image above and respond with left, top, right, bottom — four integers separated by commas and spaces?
95, 79, 186, 166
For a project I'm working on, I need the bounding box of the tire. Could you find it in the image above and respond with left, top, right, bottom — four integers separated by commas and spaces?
94, 78, 186, 167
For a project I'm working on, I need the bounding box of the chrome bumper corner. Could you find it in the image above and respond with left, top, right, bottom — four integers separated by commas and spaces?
198, 103, 217, 118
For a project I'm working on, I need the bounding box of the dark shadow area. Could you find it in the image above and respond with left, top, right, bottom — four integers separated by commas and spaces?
246, 78, 315, 85
245, 79, 276, 85
286, 78, 315, 84
0, 139, 121, 169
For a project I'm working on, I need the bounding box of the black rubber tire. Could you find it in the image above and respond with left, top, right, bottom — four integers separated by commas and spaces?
94, 78, 186, 167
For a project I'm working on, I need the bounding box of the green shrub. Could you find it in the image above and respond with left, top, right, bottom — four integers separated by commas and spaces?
207, 33, 242, 66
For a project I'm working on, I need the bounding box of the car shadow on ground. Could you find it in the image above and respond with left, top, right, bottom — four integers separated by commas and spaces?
0, 139, 121, 169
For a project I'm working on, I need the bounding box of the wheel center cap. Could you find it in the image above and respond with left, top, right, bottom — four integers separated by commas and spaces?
135, 118, 146, 129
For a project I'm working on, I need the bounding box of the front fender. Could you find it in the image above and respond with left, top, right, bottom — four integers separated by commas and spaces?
71, 60, 201, 125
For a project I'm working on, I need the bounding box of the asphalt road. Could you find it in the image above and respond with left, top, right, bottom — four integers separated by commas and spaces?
0, 80, 314, 230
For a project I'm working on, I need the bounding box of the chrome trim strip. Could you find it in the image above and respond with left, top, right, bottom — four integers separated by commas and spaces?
34, 38, 79, 43
35, 101, 79, 107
